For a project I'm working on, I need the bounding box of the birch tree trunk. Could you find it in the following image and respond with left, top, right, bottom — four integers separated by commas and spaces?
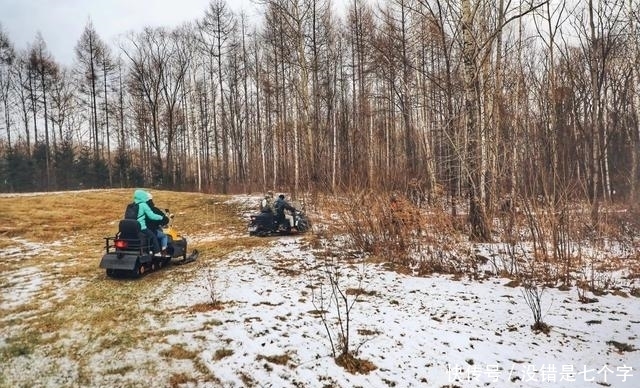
462, 0, 491, 241
630, 0, 640, 203
588, 0, 601, 224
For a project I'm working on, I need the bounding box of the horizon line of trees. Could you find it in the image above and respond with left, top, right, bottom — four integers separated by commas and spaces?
1, 0, 640, 241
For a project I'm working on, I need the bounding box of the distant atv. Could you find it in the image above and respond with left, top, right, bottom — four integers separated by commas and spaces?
99, 210, 198, 278
248, 209, 310, 237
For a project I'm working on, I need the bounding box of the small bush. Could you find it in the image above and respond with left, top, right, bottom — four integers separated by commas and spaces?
521, 280, 551, 334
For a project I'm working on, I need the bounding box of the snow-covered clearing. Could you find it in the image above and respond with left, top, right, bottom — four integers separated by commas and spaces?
161, 237, 639, 387
0, 194, 638, 388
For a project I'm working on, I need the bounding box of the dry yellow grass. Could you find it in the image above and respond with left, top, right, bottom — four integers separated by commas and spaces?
0, 189, 246, 242
161, 344, 199, 360
0, 189, 250, 267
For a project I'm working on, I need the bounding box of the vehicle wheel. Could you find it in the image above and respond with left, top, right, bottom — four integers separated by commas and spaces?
133, 260, 145, 278
106, 269, 115, 278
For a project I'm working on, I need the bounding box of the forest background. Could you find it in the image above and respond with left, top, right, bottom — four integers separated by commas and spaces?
1, 0, 640, 241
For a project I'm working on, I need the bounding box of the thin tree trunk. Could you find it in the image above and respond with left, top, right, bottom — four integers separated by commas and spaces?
40, 66, 51, 188
588, 0, 601, 225
630, 0, 640, 203
2, 97, 10, 149
462, 0, 491, 241
103, 62, 112, 186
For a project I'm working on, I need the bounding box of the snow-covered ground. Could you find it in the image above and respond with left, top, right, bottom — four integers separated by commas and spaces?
158, 237, 639, 388
0, 195, 638, 388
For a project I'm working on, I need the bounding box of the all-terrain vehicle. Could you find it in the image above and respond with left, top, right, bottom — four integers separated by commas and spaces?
99, 210, 198, 278
248, 208, 310, 237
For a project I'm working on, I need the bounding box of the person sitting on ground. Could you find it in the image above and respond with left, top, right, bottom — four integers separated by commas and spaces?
274, 194, 296, 230
131, 189, 165, 255
145, 191, 170, 256
260, 191, 274, 213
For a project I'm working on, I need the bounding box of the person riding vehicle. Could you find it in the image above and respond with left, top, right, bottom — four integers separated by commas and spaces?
260, 191, 274, 213
130, 189, 165, 254
145, 192, 170, 256
274, 194, 296, 231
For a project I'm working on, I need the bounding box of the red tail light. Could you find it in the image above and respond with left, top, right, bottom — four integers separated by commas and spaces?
114, 239, 128, 249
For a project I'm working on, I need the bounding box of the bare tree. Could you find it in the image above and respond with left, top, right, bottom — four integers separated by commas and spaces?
74, 21, 109, 159
122, 27, 174, 184
0, 26, 15, 148
2, 0, 640, 213
29, 33, 59, 187
629, 0, 640, 203
198, 0, 237, 193
460, 0, 491, 241
460, 0, 548, 241
10, 53, 33, 154
415, 0, 463, 213
346, 0, 375, 187
160, 25, 193, 186
49, 67, 75, 145
590, 0, 617, 207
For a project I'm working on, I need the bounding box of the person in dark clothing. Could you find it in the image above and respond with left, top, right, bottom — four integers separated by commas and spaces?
273, 194, 296, 230
145, 192, 170, 256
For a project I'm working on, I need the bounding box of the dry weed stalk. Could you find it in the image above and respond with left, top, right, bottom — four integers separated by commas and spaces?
199, 264, 226, 307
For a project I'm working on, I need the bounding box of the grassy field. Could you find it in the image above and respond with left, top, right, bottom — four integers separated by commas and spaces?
0, 189, 270, 387
2, 190, 639, 388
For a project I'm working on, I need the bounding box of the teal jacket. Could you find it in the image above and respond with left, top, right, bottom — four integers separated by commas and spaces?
132, 189, 163, 230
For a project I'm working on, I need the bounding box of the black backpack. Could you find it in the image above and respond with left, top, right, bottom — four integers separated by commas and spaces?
124, 202, 140, 220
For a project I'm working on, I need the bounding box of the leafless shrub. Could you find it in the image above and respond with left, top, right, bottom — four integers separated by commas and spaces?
406, 178, 427, 208
310, 254, 358, 358
308, 253, 376, 372
336, 191, 480, 276
410, 246, 474, 276
577, 259, 626, 300
576, 264, 598, 303
517, 190, 591, 286
337, 191, 425, 266
600, 207, 640, 263
328, 185, 636, 294
521, 279, 551, 334
494, 202, 526, 277
199, 264, 226, 307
